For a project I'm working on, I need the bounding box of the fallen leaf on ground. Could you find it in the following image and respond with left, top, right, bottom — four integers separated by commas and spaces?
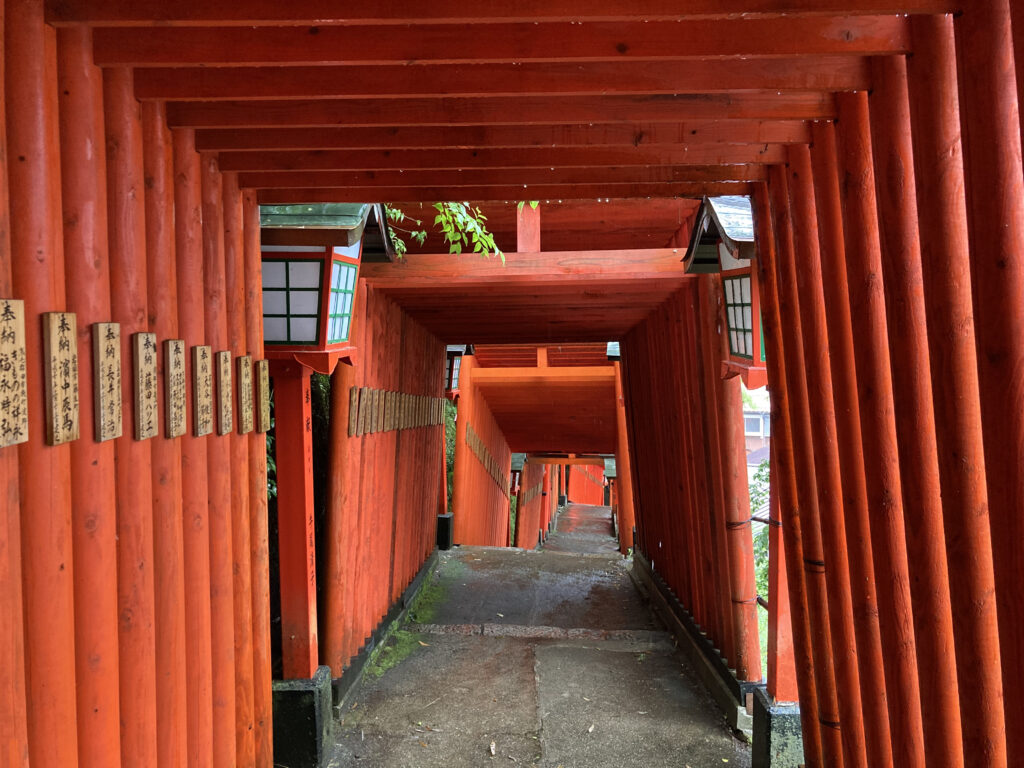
497, 613, 504, 617
587, 724, 595, 734
418, 641, 429, 646
489, 741, 496, 756
419, 741, 428, 748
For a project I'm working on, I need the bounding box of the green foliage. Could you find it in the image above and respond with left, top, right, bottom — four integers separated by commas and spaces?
444, 400, 457, 515
509, 495, 517, 547
517, 200, 540, 212
750, 458, 771, 600
384, 201, 504, 262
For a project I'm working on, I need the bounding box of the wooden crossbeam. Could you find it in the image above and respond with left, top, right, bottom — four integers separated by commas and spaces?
218, 145, 786, 173
46, 0, 957, 26
360, 248, 688, 286
237, 165, 768, 190
165, 93, 835, 127
92, 17, 909, 66
255, 182, 753, 203
194, 121, 812, 151
133, 58, 869, 100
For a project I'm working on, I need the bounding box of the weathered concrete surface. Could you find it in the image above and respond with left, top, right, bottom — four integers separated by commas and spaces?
542, 503, 621, 556
329, 504, 751, 767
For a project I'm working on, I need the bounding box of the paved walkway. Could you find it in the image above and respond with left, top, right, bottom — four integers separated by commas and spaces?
329, 504, 751, 768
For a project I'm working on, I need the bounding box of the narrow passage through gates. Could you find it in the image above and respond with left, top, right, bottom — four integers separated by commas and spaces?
330, 503, 751, 767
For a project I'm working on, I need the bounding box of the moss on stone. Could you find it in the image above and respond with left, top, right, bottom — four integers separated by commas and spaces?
365, 629, 425, 679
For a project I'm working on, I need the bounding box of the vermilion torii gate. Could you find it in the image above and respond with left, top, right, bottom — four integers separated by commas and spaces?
1, 2, 1023, 768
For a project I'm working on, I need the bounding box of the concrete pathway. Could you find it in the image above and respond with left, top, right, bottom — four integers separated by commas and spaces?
329, 504, 751, 768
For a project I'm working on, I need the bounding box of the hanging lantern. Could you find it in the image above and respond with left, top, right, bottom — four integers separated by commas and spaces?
683, 195, 767, 388
260, 204, 369, 373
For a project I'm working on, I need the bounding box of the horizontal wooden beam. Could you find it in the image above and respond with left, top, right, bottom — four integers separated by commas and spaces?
254, 182, 754, 203
194, 121, 813, 151
46, 0, 957, 27
360, 248, 688, 286
134, 58, 870, 100
92, 17, 909, 66
527, 456, 608, 466
220, 145, 786, 172
237, 165, 768, 190
166, 93, 835, 127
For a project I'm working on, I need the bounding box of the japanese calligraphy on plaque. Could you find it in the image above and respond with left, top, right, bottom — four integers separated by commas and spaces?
192, 345, 213, 437
237, 355, 253, 435
255, 359, 271, 434
91, 322, 122, 442
216, 351, 233, 436
132, 332, 159, 440
164, 340, 187, 439
43, 312, 79, 445
0, 299, 28, 448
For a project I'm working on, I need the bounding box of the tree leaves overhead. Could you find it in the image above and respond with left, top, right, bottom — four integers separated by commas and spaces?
384, 202, 506, 263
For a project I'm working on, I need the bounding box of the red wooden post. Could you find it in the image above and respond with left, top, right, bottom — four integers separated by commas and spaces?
705, 273, 760, 682
0, 4, 29, 764
104, 66, 159, 768
907, 15, 1007, 764
516, 202, 540, 252
759, 174, 823, 763
141, 98, 189, 768
868, 53, 964, 768
242, 189, 273, 767
452, 352, 477, 544
199, 152, 237, 767
222, 170, 255, 766
174, 127, 215, 768
774, 156, 845, 768
56, 26, 122, 768
272, 362, 319, 679
324, 359, 356, 675
765, 450, 798, 703
801, 132, 887, 768
955, 4, 1024, 762
612, 362, 635, 555
834, 90, 926, 768
5, 1, 79, 763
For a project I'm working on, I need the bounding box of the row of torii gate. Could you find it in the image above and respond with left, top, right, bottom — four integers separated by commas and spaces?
1, 2, 1024, 768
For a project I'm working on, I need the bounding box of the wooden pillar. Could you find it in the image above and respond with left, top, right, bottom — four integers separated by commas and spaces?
868, 54, 964, 768
516, 203, 540, 252
834, 91, 925, 768
760, 173, 823, 765
906, 16, 1006, 764
955, 5, 1024, 762
104, 66, 159, 768
1013, 1, 1024, 152
272, 363, 319, 679
766, 445, 798, 704
56, 26, 121, 768
706, 274, 760, 682
173, 127, 214, 768
612, 362, 635, 555
222, 170, 254, 766
452, 352, 476, 544
324, 360, 357, 675
778, 150, 847, 768
141, 99, 189, 768
0, 4, 29, 764
802, 132, 887, 768
200, 153, 237, 767
5, 1, 79, 763
242, 190, 272, 767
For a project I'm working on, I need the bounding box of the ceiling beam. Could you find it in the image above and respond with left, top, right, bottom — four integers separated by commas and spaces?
254, 182, 754, 203
360, 248, 689, 286
237, 165, 768, 190
133, 57, 869, 100
194, 121, 812, 151
166, 93, 835, 127
93, 17, 909, 66
46, 0, 957, 27
218, 145, 786, 172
